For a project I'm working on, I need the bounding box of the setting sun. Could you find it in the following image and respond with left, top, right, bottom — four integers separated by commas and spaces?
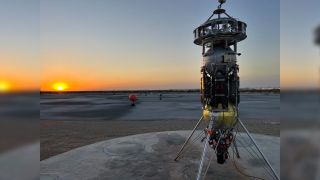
0, 81, 11, 93
53, 82, 69, 91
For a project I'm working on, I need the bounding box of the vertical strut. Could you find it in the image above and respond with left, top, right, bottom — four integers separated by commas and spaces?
238, 118, 280, 180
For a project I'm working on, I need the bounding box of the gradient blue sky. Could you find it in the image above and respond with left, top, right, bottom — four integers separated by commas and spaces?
1, 0, 280, 90
281, 0, 320, 89
40, 0, 280, 90
0, 0, 39, 90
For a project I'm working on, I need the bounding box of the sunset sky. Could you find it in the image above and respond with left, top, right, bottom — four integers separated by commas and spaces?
1, 0, 286, 91
281, 0, 320, 89
0, 0, 39, 91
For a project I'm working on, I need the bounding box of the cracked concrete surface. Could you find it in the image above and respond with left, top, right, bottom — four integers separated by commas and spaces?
41, 131, 279, 180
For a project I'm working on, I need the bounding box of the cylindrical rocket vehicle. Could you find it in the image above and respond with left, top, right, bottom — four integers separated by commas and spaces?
193, 0, 247, 163
176, 2, 278, 177
194, 1, 246, 127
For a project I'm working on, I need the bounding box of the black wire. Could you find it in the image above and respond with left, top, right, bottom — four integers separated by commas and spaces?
235, 126, 277, 179
230, 130, 267, 180
236, 129, 276, 179
236, 137, 274, 179
231, 144, 266, 180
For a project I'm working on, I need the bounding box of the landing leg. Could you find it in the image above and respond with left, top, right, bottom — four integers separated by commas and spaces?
174, 116, 204, 161
238, 118, 280, 180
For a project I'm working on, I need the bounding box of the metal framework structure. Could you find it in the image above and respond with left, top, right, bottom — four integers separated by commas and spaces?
174, 1, 279, 179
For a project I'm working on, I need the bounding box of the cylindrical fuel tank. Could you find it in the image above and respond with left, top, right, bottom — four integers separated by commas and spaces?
203, 46, 236, 66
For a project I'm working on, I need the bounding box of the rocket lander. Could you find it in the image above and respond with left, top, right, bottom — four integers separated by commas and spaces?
174, 1, 279, 179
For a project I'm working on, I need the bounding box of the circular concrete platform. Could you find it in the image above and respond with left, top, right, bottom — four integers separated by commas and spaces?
41, 131, 279, 180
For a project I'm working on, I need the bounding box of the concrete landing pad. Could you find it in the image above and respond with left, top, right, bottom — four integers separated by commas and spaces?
41, 131, 279, 180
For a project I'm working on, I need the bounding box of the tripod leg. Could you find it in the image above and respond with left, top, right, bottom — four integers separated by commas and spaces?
238, 118, 280, 180
174, 116, 204, 161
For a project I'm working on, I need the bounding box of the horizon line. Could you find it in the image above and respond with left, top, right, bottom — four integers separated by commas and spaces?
40, 87, 281, 93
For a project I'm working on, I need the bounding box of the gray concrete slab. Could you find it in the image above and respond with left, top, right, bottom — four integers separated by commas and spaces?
41, 131, 279, 180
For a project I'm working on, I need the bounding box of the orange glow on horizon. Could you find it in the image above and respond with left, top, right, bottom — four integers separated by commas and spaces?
0, 80, 11, 93
52, 82, 69, 91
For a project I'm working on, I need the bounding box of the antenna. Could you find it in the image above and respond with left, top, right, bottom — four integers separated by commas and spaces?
218, 0, 226, 4
218, 0, 226, 8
